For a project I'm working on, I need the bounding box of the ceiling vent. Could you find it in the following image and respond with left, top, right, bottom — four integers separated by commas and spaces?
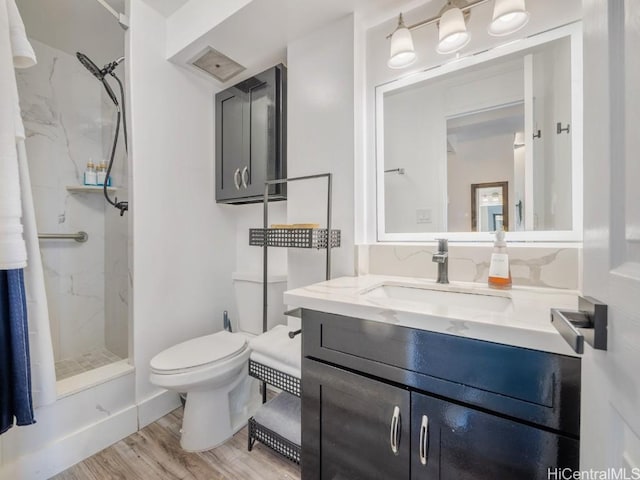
190, 47, 245, 83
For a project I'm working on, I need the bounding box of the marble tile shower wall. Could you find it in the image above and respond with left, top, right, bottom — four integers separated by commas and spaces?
366, 245, 580, 290
16, 39, 128, 362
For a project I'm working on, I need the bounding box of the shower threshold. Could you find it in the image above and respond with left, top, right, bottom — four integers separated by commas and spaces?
55, 350, 134, 398
55, 348, 123, 380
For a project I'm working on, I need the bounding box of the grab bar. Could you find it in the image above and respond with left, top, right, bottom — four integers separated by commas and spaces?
38, 231, 88, 243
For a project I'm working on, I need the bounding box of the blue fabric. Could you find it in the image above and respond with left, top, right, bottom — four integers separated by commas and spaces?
0, 269, 35, 434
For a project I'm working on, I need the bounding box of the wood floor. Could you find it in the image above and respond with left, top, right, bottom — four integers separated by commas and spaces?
51, 407, 301, 480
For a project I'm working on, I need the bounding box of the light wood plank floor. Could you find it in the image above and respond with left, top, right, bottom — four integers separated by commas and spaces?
51, 408, 301, 480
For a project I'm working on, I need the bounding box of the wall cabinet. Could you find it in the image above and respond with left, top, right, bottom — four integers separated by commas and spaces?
215, 64, 286, 204
302, 309, 580, 479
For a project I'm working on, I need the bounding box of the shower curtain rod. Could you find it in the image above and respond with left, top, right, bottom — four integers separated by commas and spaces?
94, 0, 129, 30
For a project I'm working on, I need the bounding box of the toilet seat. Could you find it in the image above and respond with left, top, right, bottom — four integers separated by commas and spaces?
150, 331, 247, 375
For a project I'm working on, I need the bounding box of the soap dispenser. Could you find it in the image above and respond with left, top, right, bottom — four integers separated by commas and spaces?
488, 228, 512, 289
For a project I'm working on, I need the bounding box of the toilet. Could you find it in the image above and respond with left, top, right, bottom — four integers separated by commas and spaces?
149, 273, 287, 452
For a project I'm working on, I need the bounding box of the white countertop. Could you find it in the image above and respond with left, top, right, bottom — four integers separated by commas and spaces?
284, 275, 580, 357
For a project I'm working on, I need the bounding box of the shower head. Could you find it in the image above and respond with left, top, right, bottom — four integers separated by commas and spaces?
76, 52, 103, 79
76, 52, 123, 107
76, 52, 124, 80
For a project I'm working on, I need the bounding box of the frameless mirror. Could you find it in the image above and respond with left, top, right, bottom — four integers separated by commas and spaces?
376, 23, 582, 242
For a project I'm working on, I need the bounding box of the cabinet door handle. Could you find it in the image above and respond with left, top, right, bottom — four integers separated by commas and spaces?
241, 166, 249, 188
390, 406, 400, 455
419, 415, 429, 465
233, 168, 241, 190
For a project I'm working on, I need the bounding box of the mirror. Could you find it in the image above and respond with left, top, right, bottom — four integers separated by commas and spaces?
376, 23, 582, 242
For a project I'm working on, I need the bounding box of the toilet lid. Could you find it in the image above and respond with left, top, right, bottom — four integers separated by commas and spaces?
150, 331, 247, 373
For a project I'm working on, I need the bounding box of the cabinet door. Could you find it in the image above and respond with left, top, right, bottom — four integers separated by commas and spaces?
411, 392, 579, 480
303, 358, 410, 480
215, 86, 245, 201
242, 67, 277, 198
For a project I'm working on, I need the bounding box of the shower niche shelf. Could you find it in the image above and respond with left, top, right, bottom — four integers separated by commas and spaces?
66, 185, 117, 194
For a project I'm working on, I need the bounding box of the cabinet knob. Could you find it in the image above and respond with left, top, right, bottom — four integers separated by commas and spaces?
390, 405, 401, 455
233, 168, 241, 190
419, 414, 429, 465
241, 166, 249, 189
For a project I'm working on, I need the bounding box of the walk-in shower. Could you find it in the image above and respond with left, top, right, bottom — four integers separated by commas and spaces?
15, 0, 130, 386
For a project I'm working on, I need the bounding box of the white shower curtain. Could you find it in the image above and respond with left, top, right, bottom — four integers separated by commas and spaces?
1, 0, 56, 407
17, 140, 56, 407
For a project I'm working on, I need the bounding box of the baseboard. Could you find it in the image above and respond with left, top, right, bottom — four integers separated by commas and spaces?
137, 389, 181, 429
0, 405, 138, 480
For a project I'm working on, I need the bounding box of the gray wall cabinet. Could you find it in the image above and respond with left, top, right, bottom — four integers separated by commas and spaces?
215, 64, 286, 204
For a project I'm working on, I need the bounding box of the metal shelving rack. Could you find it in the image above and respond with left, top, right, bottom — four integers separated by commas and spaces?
249, 227, 340, 249
246, 173, 339, 465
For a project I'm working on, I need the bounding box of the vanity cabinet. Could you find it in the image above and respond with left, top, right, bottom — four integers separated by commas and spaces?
301, 309, 581, 479
215, 64, 286, 204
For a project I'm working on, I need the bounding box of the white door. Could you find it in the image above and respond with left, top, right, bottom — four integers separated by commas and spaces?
581, 0, 640, 472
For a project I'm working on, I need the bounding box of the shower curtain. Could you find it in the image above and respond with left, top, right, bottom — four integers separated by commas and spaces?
0, 0, 56, 434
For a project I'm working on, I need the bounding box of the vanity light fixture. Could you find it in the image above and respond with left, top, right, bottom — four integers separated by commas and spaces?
387, 0, 530, 67
488, 0, 530, 36
388, 13, 417, 69
437, 4, 471, 54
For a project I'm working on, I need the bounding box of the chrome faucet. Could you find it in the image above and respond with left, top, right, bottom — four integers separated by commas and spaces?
432, 238, 449, 284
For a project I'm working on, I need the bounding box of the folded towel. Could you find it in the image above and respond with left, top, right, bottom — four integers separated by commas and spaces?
250, 352, 300, 379
253, 392, 301, 446
249, 325, 301, 373
0, 0, 35, 270
7, 0, 35, 69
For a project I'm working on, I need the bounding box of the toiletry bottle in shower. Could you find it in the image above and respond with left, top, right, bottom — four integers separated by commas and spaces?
488, 227, 512, 289
84, 160, 97, 186
96, 162, 105, 186
101, 160, 112, 186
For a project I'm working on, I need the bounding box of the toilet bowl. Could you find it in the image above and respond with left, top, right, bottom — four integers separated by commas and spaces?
149, 272, 287, 452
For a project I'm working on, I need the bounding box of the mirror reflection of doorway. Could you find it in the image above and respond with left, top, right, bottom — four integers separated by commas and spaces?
471, 182, 509, 232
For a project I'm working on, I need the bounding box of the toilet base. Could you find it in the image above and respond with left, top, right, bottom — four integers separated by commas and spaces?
180, 374, 261, 452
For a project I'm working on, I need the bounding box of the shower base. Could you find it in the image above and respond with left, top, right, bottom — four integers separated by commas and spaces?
55, 348, 123, 380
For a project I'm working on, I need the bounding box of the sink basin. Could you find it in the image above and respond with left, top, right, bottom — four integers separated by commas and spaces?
361, 282, 512, 313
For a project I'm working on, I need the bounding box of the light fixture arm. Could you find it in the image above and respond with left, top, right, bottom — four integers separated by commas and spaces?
386, 0, 490, 38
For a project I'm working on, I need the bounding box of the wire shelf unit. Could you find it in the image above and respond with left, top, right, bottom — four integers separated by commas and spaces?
248, 417, 301, 465
248, 360, 300, 397
246, 173, 337, 466
249, 228, 341, 249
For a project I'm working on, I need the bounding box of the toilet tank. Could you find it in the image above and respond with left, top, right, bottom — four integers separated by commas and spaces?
232, 272, 288, 335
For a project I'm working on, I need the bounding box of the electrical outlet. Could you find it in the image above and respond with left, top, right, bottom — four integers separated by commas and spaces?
416, 209, 432, 224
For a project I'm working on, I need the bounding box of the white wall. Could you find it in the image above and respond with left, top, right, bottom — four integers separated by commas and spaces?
128, 1, 238, 404
447, 134, 515, 232
532, 38, 573, 231
383, 84, 446, 233
286, 14, 356, 288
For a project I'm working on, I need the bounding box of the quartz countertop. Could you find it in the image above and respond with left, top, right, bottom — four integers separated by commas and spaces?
284, 275, 580, 357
